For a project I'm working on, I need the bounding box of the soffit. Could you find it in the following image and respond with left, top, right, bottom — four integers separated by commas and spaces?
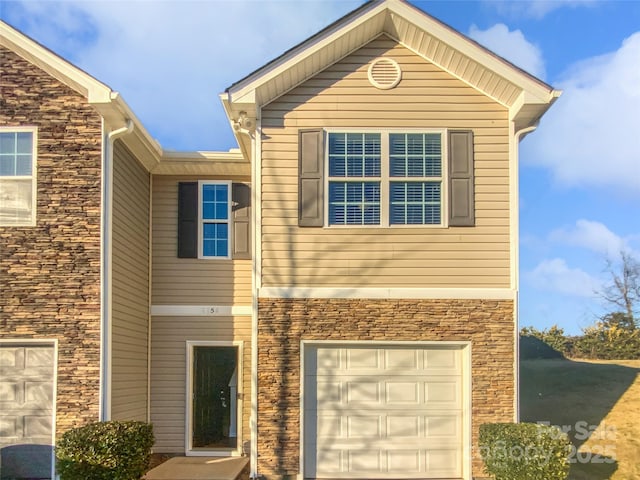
153, 150, 250, 176
225, 0, 558, 122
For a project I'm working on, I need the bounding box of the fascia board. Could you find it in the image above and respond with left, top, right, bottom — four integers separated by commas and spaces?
99, 93, 162, 171
226, 1, 389, 104
0, 20, 112, 103
219, 95, 252, 161
509, 89, 562, 128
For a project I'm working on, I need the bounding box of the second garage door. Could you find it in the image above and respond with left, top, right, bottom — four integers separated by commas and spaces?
304, 344, 464, 479
0, 343, 55, 480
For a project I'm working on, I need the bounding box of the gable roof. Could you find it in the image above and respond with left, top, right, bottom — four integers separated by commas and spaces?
1, 20, 247, 174
0, 20, 165, 170
221, 0, 560, 150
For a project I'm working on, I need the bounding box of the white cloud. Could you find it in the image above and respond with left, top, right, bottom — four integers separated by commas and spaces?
488, 0, 599, 19
468, 23, 545, 79
2, 0, 361, 150
526, 258, 601, 297
524, 32, 640, 195
550, 220, 633, 260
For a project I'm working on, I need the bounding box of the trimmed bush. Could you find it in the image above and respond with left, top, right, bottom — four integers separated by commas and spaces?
479, 422, 571, 480
56, 421, 154, 480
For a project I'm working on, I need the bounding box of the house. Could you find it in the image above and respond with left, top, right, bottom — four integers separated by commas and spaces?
0, 0, 560, 479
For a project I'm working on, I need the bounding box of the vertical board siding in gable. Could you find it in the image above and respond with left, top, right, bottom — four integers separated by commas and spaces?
111, 140, 150, 421
152, 176, 252, 305
260, 36, 511, 288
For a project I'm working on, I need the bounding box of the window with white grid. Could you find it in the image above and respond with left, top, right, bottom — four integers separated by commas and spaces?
0, 128, 37, 226
327, 131, 442, 226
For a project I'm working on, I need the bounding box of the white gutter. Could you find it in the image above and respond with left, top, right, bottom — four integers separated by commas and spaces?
250, 111, 261, 479
512, 124, 537, 423
99, 119, 134, 421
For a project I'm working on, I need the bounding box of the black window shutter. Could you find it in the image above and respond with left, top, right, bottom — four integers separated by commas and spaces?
232, 183, 251, 259
448, 130, 475, 227
298, 129, 325, 227
178, 182, 198, 258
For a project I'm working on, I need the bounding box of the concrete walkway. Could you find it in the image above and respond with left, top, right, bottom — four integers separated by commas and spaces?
144, 456, 249, 480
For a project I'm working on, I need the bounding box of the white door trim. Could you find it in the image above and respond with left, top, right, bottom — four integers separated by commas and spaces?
185, 340, 243, 457
299, 340, 472, 480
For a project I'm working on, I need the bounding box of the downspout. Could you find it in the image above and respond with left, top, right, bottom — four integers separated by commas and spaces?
99, 119, 134, 422
512, 124, 537, 423
248, 112, 261, 479
147, 176, 153, 423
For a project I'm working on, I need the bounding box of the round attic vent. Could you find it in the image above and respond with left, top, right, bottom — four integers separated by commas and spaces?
367, 57, 402, 90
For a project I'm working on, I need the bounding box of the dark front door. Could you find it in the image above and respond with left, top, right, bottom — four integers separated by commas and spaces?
191, 346, 238, 450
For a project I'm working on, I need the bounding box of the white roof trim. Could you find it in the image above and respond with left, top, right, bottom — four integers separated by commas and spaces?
226, 0, 558, 110
226, 1, 389, 103
1, 20, 112, 103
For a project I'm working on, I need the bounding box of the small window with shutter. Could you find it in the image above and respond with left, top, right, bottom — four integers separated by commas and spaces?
298, 129, 474, 228
178, 180, 251, 259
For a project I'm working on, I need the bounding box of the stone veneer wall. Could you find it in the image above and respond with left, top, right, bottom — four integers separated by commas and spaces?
0, 47, 103, 434
257, 298, 515, 479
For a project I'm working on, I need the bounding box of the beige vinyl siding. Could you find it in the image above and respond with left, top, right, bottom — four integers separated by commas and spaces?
152, 176, 252, 305
111, 140, 150, 421
261, 36, 511, 288
150, 316, 251, 453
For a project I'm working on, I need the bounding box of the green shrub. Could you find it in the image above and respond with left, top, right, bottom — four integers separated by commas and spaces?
56, 421, 154, 480
520, 326, 568, 358
479, 422, 571, 480
520, 335, 565, 360
571, 313, 640, 360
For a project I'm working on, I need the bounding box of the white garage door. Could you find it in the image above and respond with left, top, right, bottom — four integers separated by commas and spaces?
304, 345, 463, 479
0, 343, 55, 479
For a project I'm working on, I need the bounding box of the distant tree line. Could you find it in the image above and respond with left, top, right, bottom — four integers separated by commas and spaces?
521, 315, 639, 360
521, 251, 640, 360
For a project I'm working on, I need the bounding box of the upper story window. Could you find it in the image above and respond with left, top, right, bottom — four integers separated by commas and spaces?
327, 131, 443, 227
0, 127, 37, 226
177, 181, 251, 260
298, 129, 473, 229
199, 181, 231, 259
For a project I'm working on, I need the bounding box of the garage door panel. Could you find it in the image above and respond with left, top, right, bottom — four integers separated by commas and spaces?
307, 445, 462, 478
25, 347, 54, 367
314, 375, 461, 409
313, 413, 461, 445
26, 381, 54, 404
0, 416, 19, 437
24, 415, 52, 439
0, 348, 21, 367
305, 345, 464, 479
425, 378, 461, 407
315, 347, 462, 376
0, 382, 20, 403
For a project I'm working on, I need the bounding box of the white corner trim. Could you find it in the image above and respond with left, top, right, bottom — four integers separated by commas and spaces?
258, 287, 516, 300
151, 305, 252, 316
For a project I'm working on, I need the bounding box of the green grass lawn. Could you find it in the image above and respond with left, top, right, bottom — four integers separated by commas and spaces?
520, 359, 640, 480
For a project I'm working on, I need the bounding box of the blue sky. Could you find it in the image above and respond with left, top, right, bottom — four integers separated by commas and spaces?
2, 0, 639, 335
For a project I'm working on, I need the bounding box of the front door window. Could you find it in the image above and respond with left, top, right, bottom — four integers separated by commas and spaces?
191, 346, 238, 450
